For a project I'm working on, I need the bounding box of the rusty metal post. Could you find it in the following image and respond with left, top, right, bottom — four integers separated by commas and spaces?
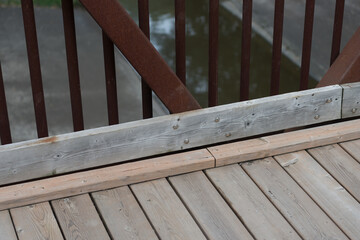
240, 0, 252, 101
21, 0, 48, 138
208, 0, 219, 107
61, 0, 84, 131
300, 0, 315, 90
330, 0, 345, 65
102, 31, 119, 125
138, 0, 153, 118
0, 63, 12, 145
175, 0, 186, 85
270, 0, 285, 96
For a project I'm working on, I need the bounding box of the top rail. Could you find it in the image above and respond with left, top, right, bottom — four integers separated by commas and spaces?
0, 85, 344, 186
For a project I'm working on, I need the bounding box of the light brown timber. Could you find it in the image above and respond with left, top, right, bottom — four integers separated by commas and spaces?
206, 164, 301, 240
340, 139, 360, 163
92, 186, 158, 240
52, 194, 110, 240
10, 202, 63, 240
209, 118, 360, 166
243, 158, 347, 239
0, 210, 18, 240
308, 144, 360, 201
169, 171, 254, 240
130, 178, 206, 240
275, 151, 360, 239
0, 149, 214, 211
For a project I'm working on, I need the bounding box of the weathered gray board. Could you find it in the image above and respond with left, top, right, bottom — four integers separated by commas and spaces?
0, 85, 342, 185
342, 82, 360, 118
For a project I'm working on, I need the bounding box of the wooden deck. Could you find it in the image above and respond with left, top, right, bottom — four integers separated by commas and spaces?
1, 120, 359, 240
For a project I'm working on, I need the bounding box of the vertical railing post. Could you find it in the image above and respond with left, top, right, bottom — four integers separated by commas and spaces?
300, 0, 315, 90
138, 0, 153, 118
175, 0, 186, 85
240, 0, 252, 101
61, 0, 84, 131
102, 31, 119, 125
208, 0, 219, 107
21, 0, 48, 138
270, 0, 285, 96
330, 0, 345, 66
0, 63, 12, 145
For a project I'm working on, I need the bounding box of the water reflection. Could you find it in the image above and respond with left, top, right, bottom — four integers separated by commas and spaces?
119, 0, 317, 107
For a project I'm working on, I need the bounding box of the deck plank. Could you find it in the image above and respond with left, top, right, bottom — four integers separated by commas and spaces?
169, 171, 253, 240
92, 186, 158, 240
206, 164, 301, 240
51, 194, 110, 240
0, 149, 214, 211
0, 210, 18, 240
243, 158, 347, 239
131, 178, 206, 240
340, 139, 360, 163
308, 144, 360, 201
10, 202, 63, 240
209, 119, 360, 166
275, 151, 360, 240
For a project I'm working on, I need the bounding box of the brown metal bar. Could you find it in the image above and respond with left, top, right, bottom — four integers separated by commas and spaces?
208, 0, 219, 107
330, 0, 345, 66
318, 27, 360, 87
299, 0, 315, 90
61, 0, 84, 131
0, 63, 12, 145
270, 0, 285, 96
21, 0, 48, 138
175, 0, 186, 84
102, 31, 119, 125
138, 0, 153, 118
240, 0, 252, 101
79, 0, 200, 113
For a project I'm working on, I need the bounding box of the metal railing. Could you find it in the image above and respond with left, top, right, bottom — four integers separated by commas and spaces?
0, 0, 358, 145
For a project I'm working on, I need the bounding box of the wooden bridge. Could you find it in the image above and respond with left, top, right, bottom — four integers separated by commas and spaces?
0, 0, 360, 239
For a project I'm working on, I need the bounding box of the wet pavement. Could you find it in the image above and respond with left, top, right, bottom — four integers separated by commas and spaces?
1, 0, 358, 142
0, 7, 167, 142
223, 0, 360, 81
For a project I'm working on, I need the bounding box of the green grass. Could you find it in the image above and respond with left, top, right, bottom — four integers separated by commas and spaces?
0, 0, 80, 7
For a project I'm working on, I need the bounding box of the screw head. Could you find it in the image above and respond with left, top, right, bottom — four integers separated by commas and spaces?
352, 108, 357, 113
326, 99, 332, 103
314, 115, 320, 120
173, 124, 179, 129
184, 139, 189, 144
215, 117, 220, 122
225, 133, 231, 137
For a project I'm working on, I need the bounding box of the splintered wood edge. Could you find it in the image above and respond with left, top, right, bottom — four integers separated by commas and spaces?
0, 149, 214, 211
209, 119, 360, 167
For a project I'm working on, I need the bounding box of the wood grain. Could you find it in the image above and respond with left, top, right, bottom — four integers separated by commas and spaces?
52, 194, 110, 240
92, 186, 158, 240
275, 151, 360, 239
243, 158, 347, 240
131, 178, 206, 240
0, 85, 341, 185
209, 118, 360, 166
342, 82, 360, 118
11, 202, 63, 240
0, 210, 18, 240
308, 144, 360, 201
206, 164, 301, 240
340, 139, 360, 163
0, 149, 213, 211
169, 171, 253, 240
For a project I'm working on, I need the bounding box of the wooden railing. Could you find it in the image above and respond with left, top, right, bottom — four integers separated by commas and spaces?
0, 0, 358, 145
